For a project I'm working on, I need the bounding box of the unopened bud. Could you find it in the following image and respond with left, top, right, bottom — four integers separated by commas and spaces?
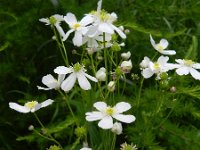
124, 29, 130, 34
121, 60, 132, 73
121, 51, 131, 60
111, 122, 122, 135
170, 86, 176, 93
96, 67, 106, 81
108, 81, 116, 92
28, 125, 34, 131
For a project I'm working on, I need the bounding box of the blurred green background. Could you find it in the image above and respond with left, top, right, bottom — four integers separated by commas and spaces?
0, 0, 200, 149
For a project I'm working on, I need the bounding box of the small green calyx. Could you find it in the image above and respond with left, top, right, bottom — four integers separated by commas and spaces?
48, 145, 60, 150
49, 16, 57, 24
115, 66, 123, 76
73, 63, 82, 72
75, 126, 87, 138
111, 43, 121, 51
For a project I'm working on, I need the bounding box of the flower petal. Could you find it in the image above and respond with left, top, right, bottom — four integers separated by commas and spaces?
159, 39, 168, 49
9, 102, 30, 113
93, 101, 107, 111
115, 102, 131, 113
80, 15, 93, 26
42, 74, 59, 89
190, 68, 200, 80
98, 116, 113, 129
73, 31, 83, 46
54, 66, 72, 74
157, 56, 169, 65
160, 50, 176, 55
150, 34, 156, 49
41, 99, 54, 108
62, 29, 74, 41
55, 24, 65, 37
98, 23, 114, 34
110, 24, 126, 39
37, 86, 53, 90
31, 104, 42, 112
176, 67, 189, 75
64, 13, 77, 26
113, 114, 136, 123
77, 72, 91, 90
85, 111, 105, 121
83, 72, 98, 82
142, 68, 154, 78
193, 63, 200, 69
61, 73, 77, 91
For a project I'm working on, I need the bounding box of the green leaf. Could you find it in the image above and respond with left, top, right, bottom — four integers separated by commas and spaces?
184, 36, 198, 60
0, 42, 10, 52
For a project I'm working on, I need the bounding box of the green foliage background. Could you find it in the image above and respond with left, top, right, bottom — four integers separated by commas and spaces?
1, 0, 200, 149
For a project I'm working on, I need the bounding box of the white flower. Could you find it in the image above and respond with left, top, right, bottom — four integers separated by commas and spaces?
107, 81, 116, 92
61, 63, 98, 91
9, 99, 54, 113
111, 122, 123, 135
62, 13, 94, 46
141, 56, 176, 79
37, 66, 71, 90
88, 0, 126, 39
85, 101, 136, 129
150, 34, 176, 55
39, 14, 65, 37
96, 67, 106, 81
121, 51, 131, 60
121, 60, 132, 73
120, 142, 138, 150
80, 148, 92, 150
175, 59, 200, 80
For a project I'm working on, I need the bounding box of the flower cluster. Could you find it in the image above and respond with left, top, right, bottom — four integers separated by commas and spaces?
39, 0, 126, 52
140, 35, 200, 80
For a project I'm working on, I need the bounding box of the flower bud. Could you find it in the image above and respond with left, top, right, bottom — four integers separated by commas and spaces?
96, 67, 106, 81
107, 81, 116, 92
75, 126, 87, 138
121, 60, 132, 73
111, 43, 121, 51
140, 57, 150, 69
170, 86, 176, 93
121, 51, 131, 60
47, 145, 60, 150
28, 125, 34, 131
124, 29, 130, 34
111, 122, 122, 135
80, 148, 92, 150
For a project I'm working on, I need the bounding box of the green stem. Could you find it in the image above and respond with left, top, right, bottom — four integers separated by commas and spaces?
52, 27, 68, 66
58, 90, 76, 120
111, 134, 116, 150
33, 113, 63, 149
137, 77, 144, 107
103, 32, 108, 86
60, 38, 69, 66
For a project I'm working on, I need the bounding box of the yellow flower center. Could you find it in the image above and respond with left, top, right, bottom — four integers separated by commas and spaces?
105, 107, 115, 116
157, 44, 164, 51
154, 62, 160, 69
183, 59, 194, 66
73, 23, 81, 30
25, 101, 38, 109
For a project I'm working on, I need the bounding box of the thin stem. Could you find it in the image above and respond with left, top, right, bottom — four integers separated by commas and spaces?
33, 113, 63, 149
137, 77, 144, 107
90, 55, 105, 99
111, 134, 116, 150
52, 27, 68, 66
60, 38, 69, 66
58, 90, 76, 120
103, 32, 108, 86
